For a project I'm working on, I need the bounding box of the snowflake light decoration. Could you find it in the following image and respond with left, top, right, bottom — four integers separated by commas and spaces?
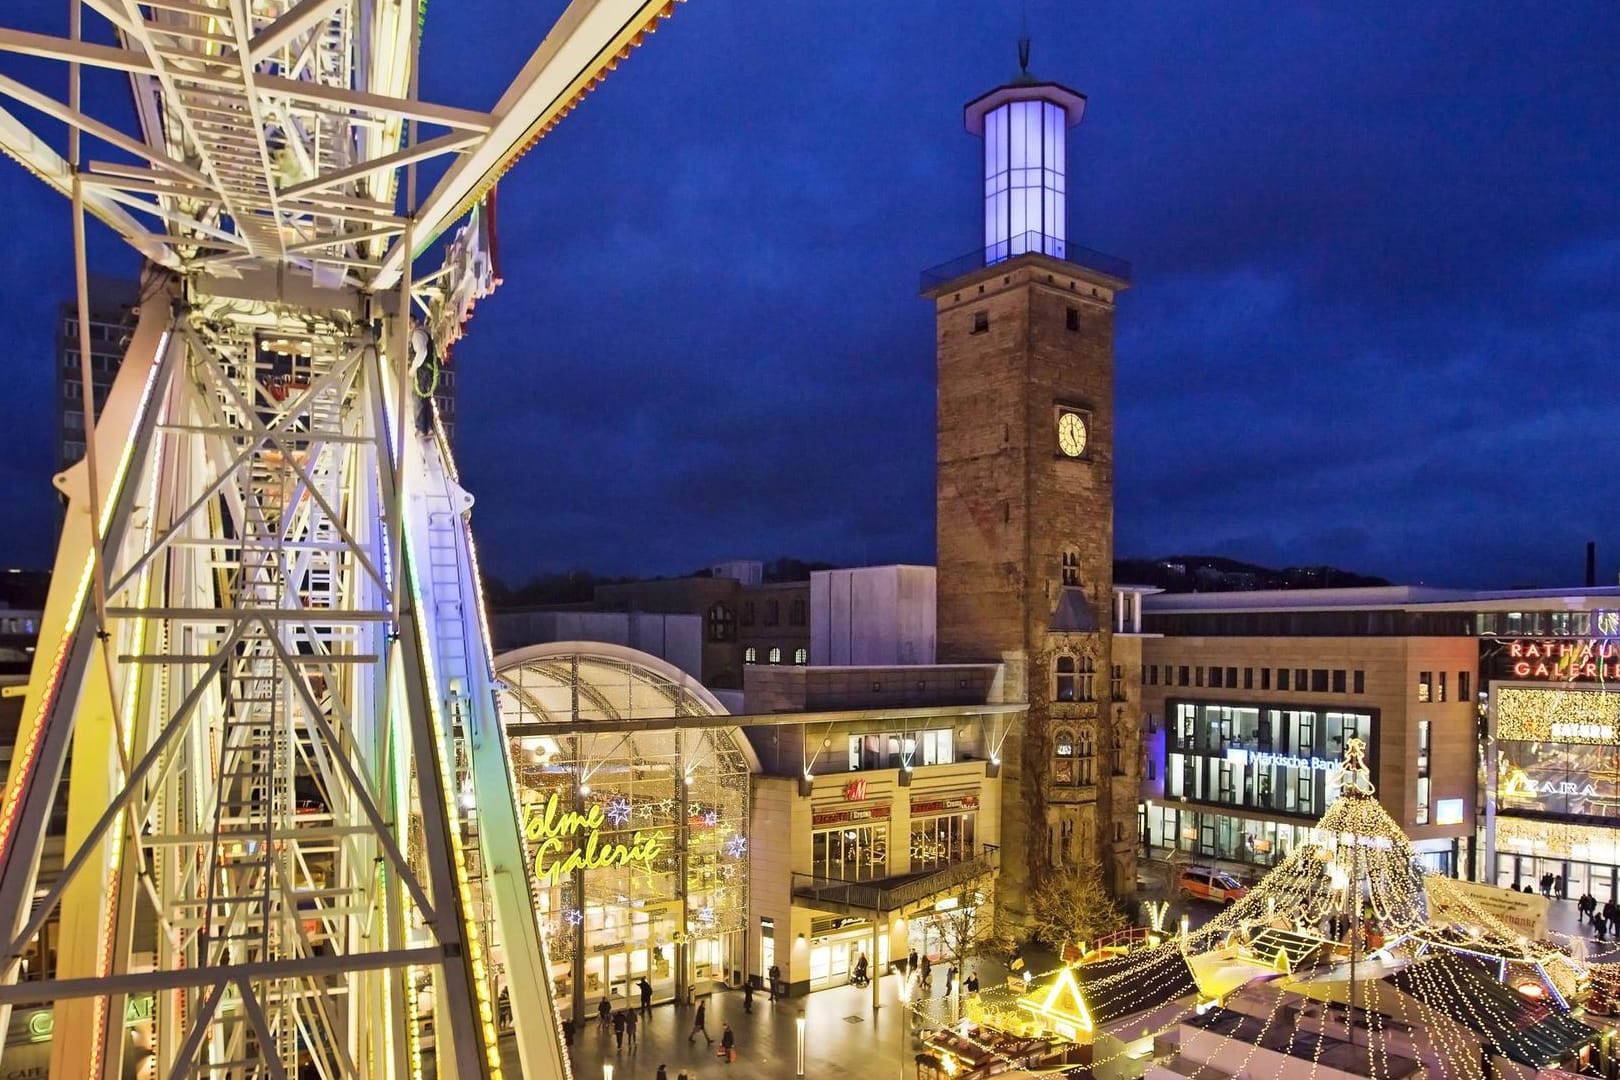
703, 810, 718, 828
725, 835, 748, 859
564, 908, 584, 927
697, 905, 715, 924
605, 795, 632, 827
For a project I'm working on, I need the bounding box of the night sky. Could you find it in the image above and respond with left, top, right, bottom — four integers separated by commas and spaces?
1, 2, 1616, 589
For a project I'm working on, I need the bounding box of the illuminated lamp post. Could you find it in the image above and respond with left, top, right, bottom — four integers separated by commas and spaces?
796, 1012, 806, 1077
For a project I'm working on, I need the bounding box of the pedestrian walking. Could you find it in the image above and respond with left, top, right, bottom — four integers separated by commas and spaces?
943, 965, 955, 997
563, 1018, 575, 1046
908, 948, 918, 973
743, 980, 754, 1014
599, 997, 612, 1033
656, 1065, 668, 1080
1555, 874, 1565, 899
1580, 892, 1597, 923
639, 976, 653, 1015
626, 1008, 639, 1050
721, 1022, 736, 1063
1596, 916, 1608, 944
769, 964, 781, 1002
689, 998, 712, 1044
965, 970, 979, 994
613, 1010, 626, 1050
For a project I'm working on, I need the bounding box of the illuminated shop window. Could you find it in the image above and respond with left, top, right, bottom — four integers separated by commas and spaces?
793, 648, 807, 665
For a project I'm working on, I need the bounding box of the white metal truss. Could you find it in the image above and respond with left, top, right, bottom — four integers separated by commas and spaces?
0, 0, 693, 1077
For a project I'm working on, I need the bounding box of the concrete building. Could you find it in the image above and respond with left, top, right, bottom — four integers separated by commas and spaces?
56, 277, 137, 472
810, 565, 936, 667
1137, 587, 1479, 876
488, 609, 702, 677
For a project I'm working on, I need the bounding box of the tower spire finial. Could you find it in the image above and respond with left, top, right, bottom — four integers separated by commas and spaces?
1017, 0, 1031, 74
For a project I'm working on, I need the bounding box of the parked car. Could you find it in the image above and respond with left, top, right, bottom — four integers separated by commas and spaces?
1179, 867, 1249, 904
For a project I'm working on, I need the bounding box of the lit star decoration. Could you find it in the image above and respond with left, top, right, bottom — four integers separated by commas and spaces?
605, 795, 632, 827
698, 906, 715, 924
725, 835, 748, 859
703, 810, 718, 828
564, 908, 584, 927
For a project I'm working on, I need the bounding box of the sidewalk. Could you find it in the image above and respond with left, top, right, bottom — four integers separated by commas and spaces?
553, 954, 1031, 1080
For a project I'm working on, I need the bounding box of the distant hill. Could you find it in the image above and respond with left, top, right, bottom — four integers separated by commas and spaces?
1115, 556, 1390, 593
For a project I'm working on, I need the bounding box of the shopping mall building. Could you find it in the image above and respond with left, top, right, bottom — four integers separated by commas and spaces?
1135, 584, 1620, 896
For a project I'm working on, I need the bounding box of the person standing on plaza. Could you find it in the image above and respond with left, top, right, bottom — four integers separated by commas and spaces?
1580, 891, 1597, 923
599, 996, 613, 1033
1554, 874, 1565, 899
689, 997, 712, 1044
908, 948, 918, 973
965, 970, 979, 995
639, 976, 654, 1015
656, 1066, 668, 1080
613, 1009, 626, 1050
743, 979, 755, 1014
1606, 899, 1620, 936
626, 1007, 639, 1050
769, 964, 781, 1002
721, 1022, 736, 1063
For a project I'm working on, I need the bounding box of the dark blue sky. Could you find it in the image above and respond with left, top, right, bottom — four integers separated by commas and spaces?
1, 2, 1617, 588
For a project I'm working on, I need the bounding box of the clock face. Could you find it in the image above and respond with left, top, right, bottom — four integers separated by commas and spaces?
1057, 411, 1088, 458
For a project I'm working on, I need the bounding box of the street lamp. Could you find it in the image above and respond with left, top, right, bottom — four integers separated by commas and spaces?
796, 1013, 806, 1077
604, 1065, 613, 1080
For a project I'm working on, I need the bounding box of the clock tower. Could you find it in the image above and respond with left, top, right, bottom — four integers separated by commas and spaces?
923, 46, 1134, 926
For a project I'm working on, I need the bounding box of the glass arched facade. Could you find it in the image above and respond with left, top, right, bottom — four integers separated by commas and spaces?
494, 644, 753, 1020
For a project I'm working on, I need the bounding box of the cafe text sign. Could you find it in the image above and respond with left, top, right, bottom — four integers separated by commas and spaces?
1506, 640, 1620, 681
524, 792, 664, 886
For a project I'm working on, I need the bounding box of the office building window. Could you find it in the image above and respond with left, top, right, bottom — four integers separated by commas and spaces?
1261, 667, 1271, 690
1295, 669, 1307, 691
1278, 668, 1290, 691
1195, 667, 1205, 688
1332, 669, 1346, 694
1418, 672, 1432, 702
1459, 671, 1471, 700
740, 602, 755, 627
1437, 672, 1447, 702
1178, 666, 1189, 686
789, 596, 806, 625
1243, 668, 1254, 690
1209, 666, 1222, 688
764, 600, 780, 626
1353, 670, 1365, 694
911, 810, 976, 870
1148, 665, 1158, 686
707, 603, 736, 642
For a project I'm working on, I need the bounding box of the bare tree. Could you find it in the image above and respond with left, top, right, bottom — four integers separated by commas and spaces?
934, 883, 1012, 983
1028, 862, 1128, 953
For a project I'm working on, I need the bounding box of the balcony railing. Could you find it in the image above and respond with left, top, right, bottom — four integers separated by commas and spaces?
792, 848, 998, 915
920, 231, 1132, 292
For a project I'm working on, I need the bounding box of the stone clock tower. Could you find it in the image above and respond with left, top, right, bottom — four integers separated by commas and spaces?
923, 48, 1134, 927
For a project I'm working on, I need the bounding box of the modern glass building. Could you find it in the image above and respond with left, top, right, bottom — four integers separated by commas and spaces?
494, 644, 756, 1021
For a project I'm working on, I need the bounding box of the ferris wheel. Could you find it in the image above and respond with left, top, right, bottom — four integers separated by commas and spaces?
0, 2, 688, 1077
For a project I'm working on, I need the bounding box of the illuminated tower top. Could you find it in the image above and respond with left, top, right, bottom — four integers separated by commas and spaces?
964, 38, 1087, 264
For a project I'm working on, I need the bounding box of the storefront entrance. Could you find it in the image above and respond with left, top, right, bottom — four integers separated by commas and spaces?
808, 918, 888, 990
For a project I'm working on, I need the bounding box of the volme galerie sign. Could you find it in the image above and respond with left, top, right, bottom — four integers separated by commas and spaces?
1224, 748, 1337, 773
1506, 639, 1620, 681
524, 793, 664, 887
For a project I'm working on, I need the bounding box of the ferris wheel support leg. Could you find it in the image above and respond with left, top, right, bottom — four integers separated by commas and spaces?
0, 295, 179, 1074
368, 337, 501, 1080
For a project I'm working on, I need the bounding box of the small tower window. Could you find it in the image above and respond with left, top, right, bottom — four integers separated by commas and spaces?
744, 647, 757, 664
768, 647, 782, 664
1061, 550, 1080, 587
794, 647, 808, 665
1054, 655, 1076, 702
707, 603, 735, 642
972, 311, 989, 334
1066, 307, 1079, 331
